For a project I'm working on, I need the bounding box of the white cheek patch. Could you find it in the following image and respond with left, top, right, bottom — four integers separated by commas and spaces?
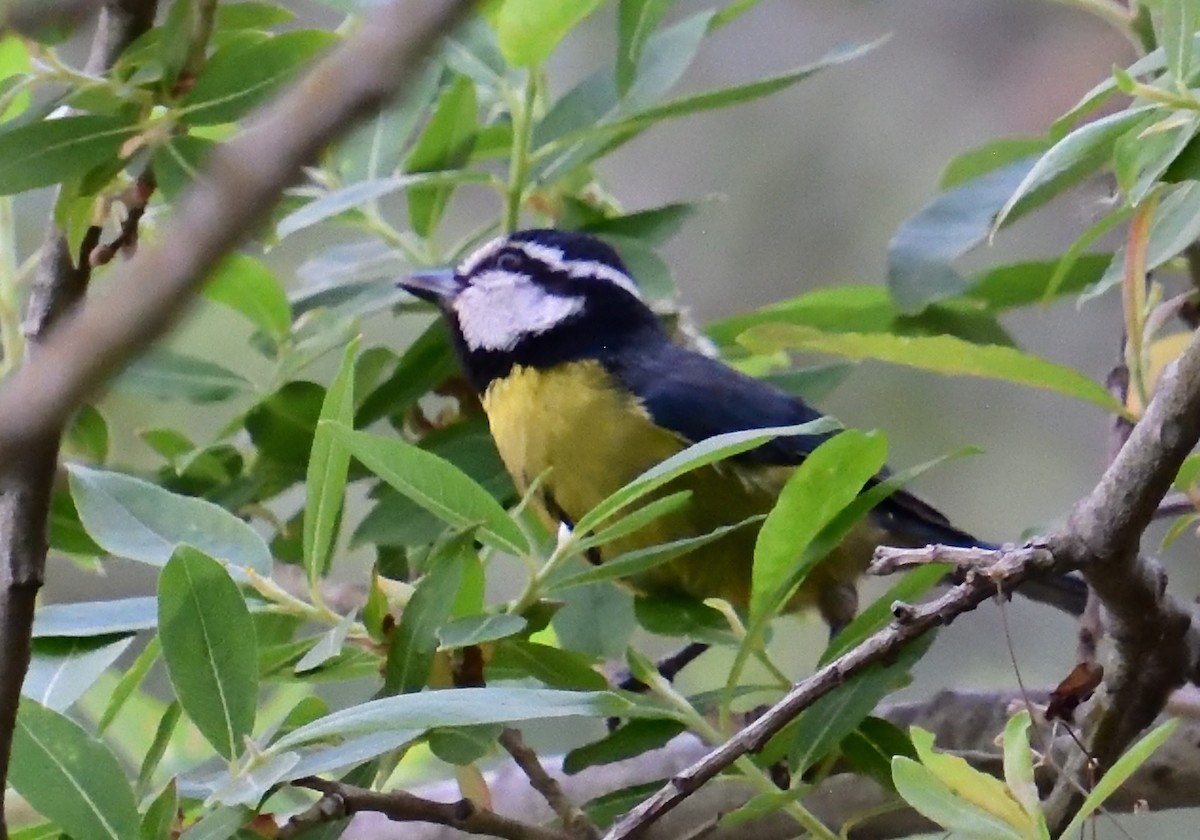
513, 241, 643, 299
453, 270, 585, 351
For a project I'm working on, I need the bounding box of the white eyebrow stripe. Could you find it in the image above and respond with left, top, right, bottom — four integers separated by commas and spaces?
511, 239, 642, 299
457, 236, 505, 277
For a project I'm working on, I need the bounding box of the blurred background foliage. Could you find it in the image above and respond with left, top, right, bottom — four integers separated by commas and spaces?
5, 0, 1198, 836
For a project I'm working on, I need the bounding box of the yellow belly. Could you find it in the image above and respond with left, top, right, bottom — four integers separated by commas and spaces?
482, 362, 873, 621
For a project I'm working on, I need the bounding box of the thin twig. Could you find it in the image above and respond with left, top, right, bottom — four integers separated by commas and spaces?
281, 776, 572, 840
602, 546, 1060, 840
499, 728, 600, 840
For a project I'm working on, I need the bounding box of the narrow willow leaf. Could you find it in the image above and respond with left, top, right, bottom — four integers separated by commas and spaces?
1059, 718, 1179, 837
405, 75, 477, 237
116, 348, 253, 402
437, 613, 527, 648
750, 430, 885, 623
616, 0, 676, 93
33, 596, 159, 637
564, 718, 686, 774
0, 115, 138, 195
385, 536, 470, 693
549, 516, 763, 594
573, 418, 838, 536
9, 699, 141, 840
99, 636, 160, 733
180, 30, 336, 125
272, 688, 628, 750
493, 0, 606, 67
892, 757, 1027, 840
158, 546, 258, 759
909, 727, 1033, 834
202, 254, 291, 342
1002, 711, 1048, 838
888, 159, 1035, 314
304, 337, 359, 582
993, 105, 1158, 231
739, 325, 1128, 417
276, 171, 490, 239
486, 640, 609, 690
68, 465, 273, 573
326, 424, 527, 555
939, 136, 1048, 189
574, 490, 692, 551
23, 634, 133, 712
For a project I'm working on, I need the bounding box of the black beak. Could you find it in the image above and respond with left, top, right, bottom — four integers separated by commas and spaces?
398, 268, 462, 303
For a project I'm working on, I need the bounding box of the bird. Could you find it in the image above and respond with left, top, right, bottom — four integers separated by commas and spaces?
397, 228, 1087, 635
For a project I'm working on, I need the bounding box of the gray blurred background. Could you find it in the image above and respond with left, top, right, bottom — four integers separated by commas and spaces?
21, 0, 1198, 833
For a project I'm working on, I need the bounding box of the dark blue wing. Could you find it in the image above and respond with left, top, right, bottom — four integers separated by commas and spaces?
602, 338, 1088, 615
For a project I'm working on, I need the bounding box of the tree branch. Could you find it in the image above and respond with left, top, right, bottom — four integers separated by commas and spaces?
339, 688, 1200, 840
0, 0, 477, 466
283, 775, 572, 840
499, 728, 600, 840
0, 4, 154, 837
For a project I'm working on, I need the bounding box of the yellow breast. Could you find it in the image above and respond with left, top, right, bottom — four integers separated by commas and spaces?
481, 361, 871, 617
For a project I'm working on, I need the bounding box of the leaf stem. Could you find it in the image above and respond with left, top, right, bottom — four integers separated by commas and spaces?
504, 71, 538, 233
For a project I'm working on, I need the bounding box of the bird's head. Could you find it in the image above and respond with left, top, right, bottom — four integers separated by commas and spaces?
399, 229, 662, 389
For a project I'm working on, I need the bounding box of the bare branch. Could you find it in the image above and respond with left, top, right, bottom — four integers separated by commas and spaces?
602, 547, 1061, 840
282, 775, 572, 840
0, 3, 155, 837
868, 543, 1042, 575
0, 0, 477, 466
499, 728, 600, 840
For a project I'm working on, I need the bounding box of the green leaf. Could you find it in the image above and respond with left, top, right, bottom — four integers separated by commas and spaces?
1086, 180, 1200, 302
245, 381, 325, 468
116, 348, 254, 402
65, 404, 109, 462
33, 596, 159, 637
304, 338, 359, 581
888, 159, 1036, 314
180, 30, 337, 125
136, 702, 181, 795
9, 699, 141, 840
284, 729, 420, 781
572, 418, 838, 536
1115, 112, 1198, 204
385, 536, 471, 693
939, 137, 1049, 189
356, 320, 456, 425
427, 723, 502, 765
1159, 0, 1200, 83
68, 465, 273, 573
0, 115, 138, 195
276, 171, 490, 239
158, 546, 258, 759
1059, 717, 1178, 837
272, 687, 628, 750
892, 757, 1028, 840
493, 0, 606, 67
437, 613, 527, 647
964, 255, 1113, 310
487, 640, 609, 690
581, 200, 700, 246
294, 611, 356, 673
202, 254, 291, 342
750, 430, 886, 622
1002, 711, 1049, 838
405, 75, 477, 237
616, 0, 676, 93
141, 779, 178, 840
564, 718, 686, 774
0, 35, 32, 122
216, 1, 296, 30
738, 325, 1128, 417
178, 806, 249, 840
151, 134, 215, 201
994, 105, 1158, 231
839, 716, 916, 792
23, 634, 133, 712
98, 636, 160, 734
327, 424, 527, 555
335, 56, 441, 181
785, 635, 930, 775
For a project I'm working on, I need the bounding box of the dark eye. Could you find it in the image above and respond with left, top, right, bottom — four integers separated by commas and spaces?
494, 251, 523, 272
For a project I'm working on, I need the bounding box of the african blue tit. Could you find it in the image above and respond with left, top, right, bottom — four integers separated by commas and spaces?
398, 229, 1087, 630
